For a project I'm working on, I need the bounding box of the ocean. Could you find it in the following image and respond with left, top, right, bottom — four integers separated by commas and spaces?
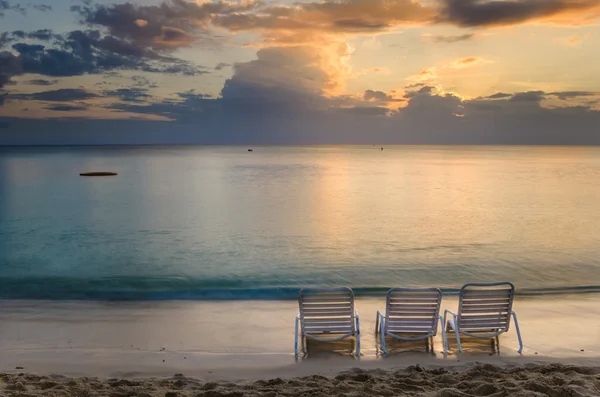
1, 145, 600, 301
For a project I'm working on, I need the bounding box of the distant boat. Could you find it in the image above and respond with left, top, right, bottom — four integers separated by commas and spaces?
248, 149, 253, 152
80, 172, 118, 176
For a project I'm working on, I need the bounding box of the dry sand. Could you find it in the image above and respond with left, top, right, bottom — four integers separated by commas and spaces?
2, 363, 599, 397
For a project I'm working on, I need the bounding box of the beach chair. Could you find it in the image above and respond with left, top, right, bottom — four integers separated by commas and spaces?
443, 282, 523, 353
375, 288, 447, 354
294, 287, 360, 356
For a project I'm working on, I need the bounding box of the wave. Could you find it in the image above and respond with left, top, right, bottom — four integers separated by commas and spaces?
0, 276, 599, 301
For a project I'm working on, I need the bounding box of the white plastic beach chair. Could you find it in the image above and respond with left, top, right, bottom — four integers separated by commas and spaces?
375, 288, 447, 354
443, 282, 523, 353
294, 287, 360, 356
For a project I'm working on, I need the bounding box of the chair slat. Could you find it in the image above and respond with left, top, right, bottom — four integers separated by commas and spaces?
304, 326, 353, 333
301, 303, 353, 309
463, 290, 512, 298
389, 303, 439, 310
301, 294, 352, 301
388, 297, 440, 303
387, 319, 435, 326
461, 304, 510, 314
461, 298, 510, 305
389, 307, 439, 315
387, 327, 434, 333
304, 318, 352, 325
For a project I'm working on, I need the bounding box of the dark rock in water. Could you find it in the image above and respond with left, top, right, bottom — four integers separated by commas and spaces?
248, 149, 253, 152
80, 172, 118, 176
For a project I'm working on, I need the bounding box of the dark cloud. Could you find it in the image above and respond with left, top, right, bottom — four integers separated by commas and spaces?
1, 28, 206, 85
11, 88, 101, 102
4, 86, 600, 145
27, 79, 59, 86
31, 4, 51, 12
487, 92, 512, 99
72, 0, 261, 50
548, 91, 597, 100
104, 88, 151, 102
0, 29, 63, 43
45, 104, 88, 111
510, 91, 545, 102
332, 19, 390, 31
0, 0, 25, 17
438, 0, 600, 27
404, 85, 435, 98
364, 90, 391, 102
431, 33, 475, 43
338, 106, 390, 116
0, 50, 20, 88
215, 62, 231, 70
0, 1, 49, 17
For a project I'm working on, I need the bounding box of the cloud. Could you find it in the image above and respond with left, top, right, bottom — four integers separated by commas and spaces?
364, 90, 392, 102
26, 79, 59, 86
556, 32, 592, 47
0, 0, 25, 17
0, 1, 50, 17
451, 56, 489, 68
153, 26, 197, 48
431, 33, 475, 43
31, 4, 51, 12
487, 92, 512, 99
338, 105, 390, 116
45, 104, 88, 111
73, 0, 262, 50
11, 88, 101, 102
438, 0, 600, 27
510, 90, 546, 102
1, 28, 207, 86
104, 88, 151, 102
0, 50, 21, 88
4, 85, 600, 144
215, 62, 231, 70
548, 91, 597, 100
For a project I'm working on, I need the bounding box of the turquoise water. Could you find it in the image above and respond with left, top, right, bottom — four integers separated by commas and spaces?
1, 145, 600, 300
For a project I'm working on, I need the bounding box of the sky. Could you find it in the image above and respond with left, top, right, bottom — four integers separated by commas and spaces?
0, 0, 599, 144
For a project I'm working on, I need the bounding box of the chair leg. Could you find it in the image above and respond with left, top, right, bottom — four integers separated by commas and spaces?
452, 321, 462, 352
294, 316, 299, 357
355, 315, 361, 356
439, 315, 448, 354
380, 320, 388, 355
511, 311, 524, 354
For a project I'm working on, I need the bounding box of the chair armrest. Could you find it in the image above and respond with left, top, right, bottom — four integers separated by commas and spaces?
443, 309, 457, 326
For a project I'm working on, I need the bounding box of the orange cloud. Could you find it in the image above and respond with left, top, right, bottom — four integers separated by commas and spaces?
556, 32, 592, 47
450, 57, 489, 68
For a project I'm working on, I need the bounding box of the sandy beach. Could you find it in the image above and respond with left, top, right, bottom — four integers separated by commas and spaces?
2, 361, 600, 396
1, 295, 599, 395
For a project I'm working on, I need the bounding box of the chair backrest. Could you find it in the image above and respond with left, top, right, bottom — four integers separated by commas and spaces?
298, 287, 355, 335
385, 288, 442, 335
457, 282, 515, 333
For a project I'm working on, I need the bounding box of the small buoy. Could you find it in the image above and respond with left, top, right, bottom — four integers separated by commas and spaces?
80, 172, 118, 176
248, 149, 253, 152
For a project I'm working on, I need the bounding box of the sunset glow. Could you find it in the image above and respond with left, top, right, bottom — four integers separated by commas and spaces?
1, 0, 599, 144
